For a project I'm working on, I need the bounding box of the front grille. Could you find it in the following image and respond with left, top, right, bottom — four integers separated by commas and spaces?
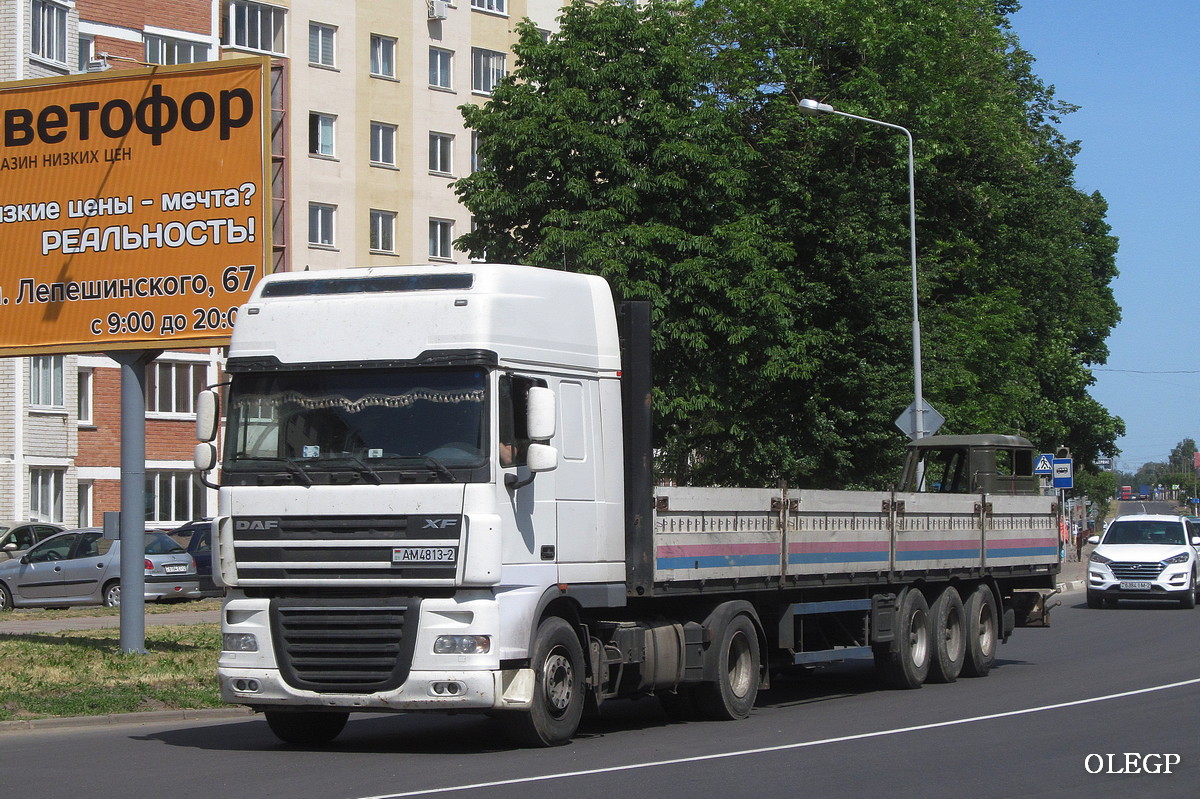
1109, 562, 1166, 580
271, 596, 420, 693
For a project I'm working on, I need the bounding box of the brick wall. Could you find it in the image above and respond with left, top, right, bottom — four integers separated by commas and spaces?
79, 0, 212, 36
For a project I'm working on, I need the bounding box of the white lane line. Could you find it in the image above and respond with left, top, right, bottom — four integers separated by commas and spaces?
355, 677, 1200, 799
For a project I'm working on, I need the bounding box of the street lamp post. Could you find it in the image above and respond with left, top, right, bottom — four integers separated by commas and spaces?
798, 98, 927, 439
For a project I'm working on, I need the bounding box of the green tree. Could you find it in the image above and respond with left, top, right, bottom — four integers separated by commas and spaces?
457, 0, 1123, 487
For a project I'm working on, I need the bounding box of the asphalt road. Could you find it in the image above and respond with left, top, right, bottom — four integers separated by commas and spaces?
4, 584, 1199, 799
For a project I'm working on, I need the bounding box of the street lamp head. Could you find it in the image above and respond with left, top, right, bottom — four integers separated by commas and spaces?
798, 98, 835, 115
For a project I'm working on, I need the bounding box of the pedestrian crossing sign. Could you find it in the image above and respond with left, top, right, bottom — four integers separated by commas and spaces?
1034, 454, 1054, 475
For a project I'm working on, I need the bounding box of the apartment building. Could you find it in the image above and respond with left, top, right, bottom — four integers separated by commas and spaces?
0, 0, 565, 528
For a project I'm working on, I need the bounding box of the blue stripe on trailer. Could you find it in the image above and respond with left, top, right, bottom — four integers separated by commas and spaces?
655, 553, 780, 570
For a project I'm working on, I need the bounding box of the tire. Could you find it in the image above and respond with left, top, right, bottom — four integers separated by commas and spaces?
695, 614, 761, 720
1179, 578, 1196, 609
1086, 589, 1104, 610
102, 580, 121, 608
506, 616, 585, 747
876, 589, 931, 689
927, 586, 966, 684
0, 582, 12, 611
961, 584, 999, 678
264, 710, 348, 745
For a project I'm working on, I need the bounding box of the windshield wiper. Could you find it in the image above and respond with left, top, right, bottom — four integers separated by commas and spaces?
244, 457, 313, 486
324, 453, 384, 485
421, 456, 456, 482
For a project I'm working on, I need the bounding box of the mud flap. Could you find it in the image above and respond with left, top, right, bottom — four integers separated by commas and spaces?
1010, 589, 1060, 627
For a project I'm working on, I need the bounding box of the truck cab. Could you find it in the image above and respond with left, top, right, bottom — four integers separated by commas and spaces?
899, 434, 1039, 495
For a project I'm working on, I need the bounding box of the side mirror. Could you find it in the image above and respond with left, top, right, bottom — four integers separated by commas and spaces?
1087, 535, 1100, 545
1191, 536, 1200, 547
526, 386, 556, 442
527, 443, 559, 474
1, 542, 15, 551
194, 442, 217, 471
196, 389, 220, 443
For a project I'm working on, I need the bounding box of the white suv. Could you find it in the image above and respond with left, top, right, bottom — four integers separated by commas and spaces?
1087, 514, 1200, 608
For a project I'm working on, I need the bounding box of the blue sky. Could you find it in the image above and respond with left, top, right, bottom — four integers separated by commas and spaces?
1009, 2, 1200, 472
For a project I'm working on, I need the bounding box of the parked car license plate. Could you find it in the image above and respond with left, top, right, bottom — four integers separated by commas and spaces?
393, 546, 456, 564
1120, 580, 1152, 591
163, 563, 187, 573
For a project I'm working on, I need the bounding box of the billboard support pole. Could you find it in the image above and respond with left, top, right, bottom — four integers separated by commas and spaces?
111, 349, 160, 654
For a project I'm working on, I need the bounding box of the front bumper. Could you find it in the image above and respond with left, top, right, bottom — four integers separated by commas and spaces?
220, 666, 534, 711
1088, 564, 1192, 599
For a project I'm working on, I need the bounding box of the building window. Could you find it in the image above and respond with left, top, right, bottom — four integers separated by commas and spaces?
146, 361, 207, 416
309, 203, 335, 246
471, 0, 507, 13
429, 133, 454, 174
30, 469, 65, 523
309, 112, 335, 157
471, 131, 484, 173
471, 48, 506, 94
309, 22, 335, 67
370, 34, 395, 78
145, 34, 209, 65
77, 368, 93, 425
29, 355, 64, 408
78, 34, 95, 71
370, 121, 396, 166
370, 210, 396, 253
429, 219, 453, 260
77, 482, 92, 528
224, 0, 286, 56
429, 47, 452, 88
31, 0, 68, 64
145, 471, 207, 525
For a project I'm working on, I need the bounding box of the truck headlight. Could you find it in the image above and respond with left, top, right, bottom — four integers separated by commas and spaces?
434, 635, 491, 655
223, 633, 259, 652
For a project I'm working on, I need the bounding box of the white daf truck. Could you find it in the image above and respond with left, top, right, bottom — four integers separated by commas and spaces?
195, 263, 1060, 746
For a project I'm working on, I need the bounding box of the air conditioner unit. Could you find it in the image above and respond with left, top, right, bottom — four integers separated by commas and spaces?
85, 58, 110, 73
428, 0, 450, 20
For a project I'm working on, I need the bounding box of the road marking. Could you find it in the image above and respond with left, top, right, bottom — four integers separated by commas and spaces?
356, 677, 1200, 799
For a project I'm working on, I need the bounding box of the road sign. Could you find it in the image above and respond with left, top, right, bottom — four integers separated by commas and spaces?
1034, 454, 1054, 475
1052, 457, 1073, 489
894, 399, 945, 440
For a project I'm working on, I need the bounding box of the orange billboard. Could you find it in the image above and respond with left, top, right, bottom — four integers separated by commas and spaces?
0, 58, 270, 355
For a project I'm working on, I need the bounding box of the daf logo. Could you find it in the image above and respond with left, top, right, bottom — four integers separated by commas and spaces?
422, 518, 459, 530
235, 519, 280, 531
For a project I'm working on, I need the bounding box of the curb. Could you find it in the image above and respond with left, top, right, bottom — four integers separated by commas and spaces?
0, 706, 253, 734
1056, 579, 1085, 594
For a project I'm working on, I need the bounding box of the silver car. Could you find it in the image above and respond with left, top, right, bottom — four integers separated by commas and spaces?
0, 528, 200, 610
0, 521, 65, 561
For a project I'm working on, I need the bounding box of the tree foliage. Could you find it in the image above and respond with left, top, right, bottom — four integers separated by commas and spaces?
456, 0, 1123, 488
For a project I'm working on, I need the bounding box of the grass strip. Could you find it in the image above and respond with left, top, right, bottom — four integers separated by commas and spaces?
0, 624, 223, 721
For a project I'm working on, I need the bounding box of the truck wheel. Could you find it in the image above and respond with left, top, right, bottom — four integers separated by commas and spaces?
876, 588, 930, 689
508, 616, 585, 747
264, 710, 348, 745
961, 584, 999, 677
695, 614, 760, 720
928, 586, 965, 684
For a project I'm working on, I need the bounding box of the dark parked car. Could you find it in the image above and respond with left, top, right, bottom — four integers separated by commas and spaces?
168, 520, 220, 597
0, 521, 65, 561
0, 529, 200, 610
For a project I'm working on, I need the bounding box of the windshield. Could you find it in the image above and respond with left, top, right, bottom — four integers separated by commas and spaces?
1102, 520, 1186, 546
224, 367, 487, 479
145, 533, 186, 555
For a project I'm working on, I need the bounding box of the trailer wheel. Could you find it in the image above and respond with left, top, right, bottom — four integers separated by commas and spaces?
264, 710, 348, 745
695, 614, 760, 720
876, 588, 930, 689
507, 616, 585, 747
961, 584, 999, 678
928, 587, 965, 684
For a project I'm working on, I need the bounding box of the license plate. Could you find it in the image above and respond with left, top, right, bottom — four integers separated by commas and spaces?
393, 546, 456, 564
1120, 581, 1152, 591
163, 563, 187, 573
